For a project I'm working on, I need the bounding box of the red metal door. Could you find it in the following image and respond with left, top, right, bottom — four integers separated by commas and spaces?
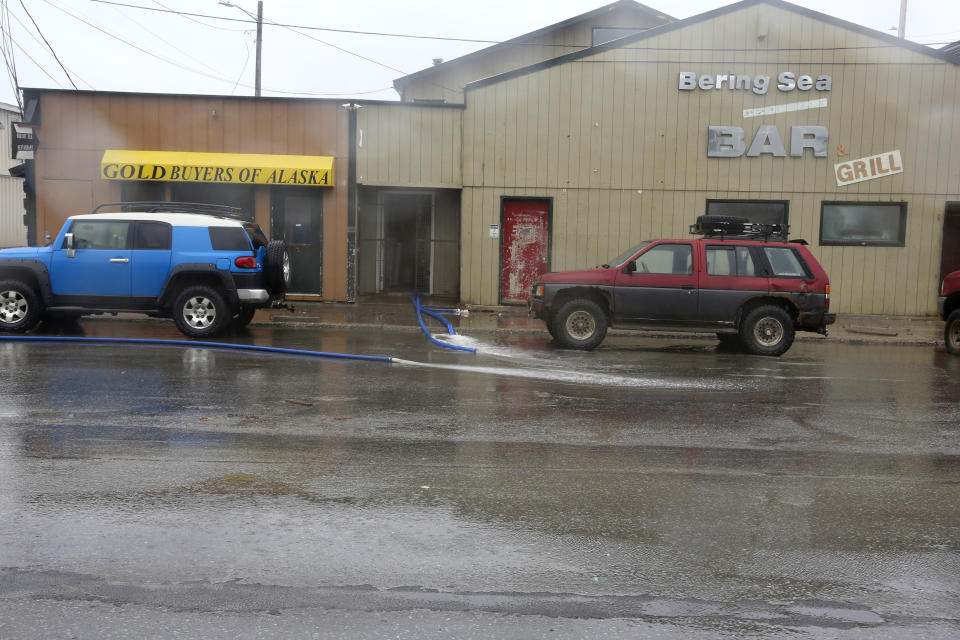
500, 199, 549, 303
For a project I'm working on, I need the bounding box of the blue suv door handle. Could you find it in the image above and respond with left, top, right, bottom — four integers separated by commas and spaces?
109, 258, 130, 263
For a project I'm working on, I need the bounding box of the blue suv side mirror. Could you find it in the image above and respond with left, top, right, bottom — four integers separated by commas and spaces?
65, 233, 75, 258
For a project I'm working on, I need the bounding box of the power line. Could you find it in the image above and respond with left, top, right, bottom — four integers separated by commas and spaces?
105, 0, 226, 76
0, 0, 23, 110
77, 0, 952, 59
38, 0, 398, 98
84, 0, 584, 47
18, 0, 76, 89
231, 29, 252, 95
149, 0, 245, 32
219, 1, 409, 78
82, 0, 957, 55
10, 34, 65, 87
9, 6, 93, 87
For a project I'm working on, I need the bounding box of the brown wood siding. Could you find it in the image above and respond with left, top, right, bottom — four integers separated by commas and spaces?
32, 91, 352, 301
356, 104, 462, 188
460, 4, 960, 312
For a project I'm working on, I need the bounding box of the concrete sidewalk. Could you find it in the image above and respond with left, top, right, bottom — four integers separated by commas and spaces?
256, 297, 945, 347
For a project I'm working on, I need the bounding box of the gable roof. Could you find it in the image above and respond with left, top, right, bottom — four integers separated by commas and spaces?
944, 41, 960, 60
392, 0, 673, 92
465, 0, 960, 93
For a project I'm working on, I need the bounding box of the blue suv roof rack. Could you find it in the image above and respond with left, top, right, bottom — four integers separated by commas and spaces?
91, 201, 245, 218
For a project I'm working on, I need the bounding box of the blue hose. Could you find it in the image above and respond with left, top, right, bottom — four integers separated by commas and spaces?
411, 291, 476, 353
420, 306, 456, 335
0, 335, 395, 362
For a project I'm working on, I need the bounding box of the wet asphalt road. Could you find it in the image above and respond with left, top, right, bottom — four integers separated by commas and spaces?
1, 320, 959, 639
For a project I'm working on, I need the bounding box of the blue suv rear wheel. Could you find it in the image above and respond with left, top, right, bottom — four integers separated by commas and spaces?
172, 284, 231, 338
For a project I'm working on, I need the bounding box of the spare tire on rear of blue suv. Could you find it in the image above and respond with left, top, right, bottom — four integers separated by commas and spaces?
265, 240, 292, 294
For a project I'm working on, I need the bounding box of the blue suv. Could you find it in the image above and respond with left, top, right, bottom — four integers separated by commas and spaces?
0, 202, 291, 338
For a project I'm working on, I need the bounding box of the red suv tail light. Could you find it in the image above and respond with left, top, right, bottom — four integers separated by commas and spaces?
825, 283, 831, 310
234, 256, 257, 269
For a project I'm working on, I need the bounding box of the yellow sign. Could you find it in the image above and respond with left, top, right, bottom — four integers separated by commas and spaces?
101, 149, 333, 186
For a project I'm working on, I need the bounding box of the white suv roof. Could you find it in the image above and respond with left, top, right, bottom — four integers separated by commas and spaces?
69, 212, 245, 227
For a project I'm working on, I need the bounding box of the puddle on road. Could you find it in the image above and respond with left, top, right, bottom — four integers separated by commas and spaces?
168, 473, 354, 505
31, 473, 356, 507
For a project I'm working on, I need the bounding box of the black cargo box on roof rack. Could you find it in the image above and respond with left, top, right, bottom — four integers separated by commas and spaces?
689, 214, 788, 240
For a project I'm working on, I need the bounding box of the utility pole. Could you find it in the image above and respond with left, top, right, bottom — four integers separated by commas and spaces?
220, 1, 263, 95
255, 0, 263, 96
897, 0, 907, 39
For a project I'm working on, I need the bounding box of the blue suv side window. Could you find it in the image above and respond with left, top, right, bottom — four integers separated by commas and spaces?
70, 221, 130, 250
209, 227, 251, 251
134, 222, 171, 250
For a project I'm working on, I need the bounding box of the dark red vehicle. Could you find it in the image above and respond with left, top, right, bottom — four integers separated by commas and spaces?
528, 217, 835, 356
939, 270, 960, 355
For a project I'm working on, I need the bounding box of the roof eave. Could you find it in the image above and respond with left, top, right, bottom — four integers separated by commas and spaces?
464, 0, 959, 95
393, 0, 673, 88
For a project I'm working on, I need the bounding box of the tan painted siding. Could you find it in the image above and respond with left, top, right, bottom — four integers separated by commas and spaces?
0, 105, 26, 248
460, 4, 960, 313
356, 104, 462, 188
31, 91, 352, 301
398, 5, 670, 104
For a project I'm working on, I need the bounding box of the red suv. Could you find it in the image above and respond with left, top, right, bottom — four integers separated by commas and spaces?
939, 270, 960, 354
528, 217, 835, 356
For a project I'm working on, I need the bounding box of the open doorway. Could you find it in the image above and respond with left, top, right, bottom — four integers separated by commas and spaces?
381, 192, 430, 292
942, 202, 960, 282
357, 188, 460, 298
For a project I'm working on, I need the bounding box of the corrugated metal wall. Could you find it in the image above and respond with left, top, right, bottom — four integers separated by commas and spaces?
460, 4, 960, 314
0, 105, 26, 248
356, 104, 462, 188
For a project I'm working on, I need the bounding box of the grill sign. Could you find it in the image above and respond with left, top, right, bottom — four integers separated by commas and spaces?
834, 150, 903, 186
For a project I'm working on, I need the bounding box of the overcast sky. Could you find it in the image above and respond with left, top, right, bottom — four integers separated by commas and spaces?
1, 0, 958, 108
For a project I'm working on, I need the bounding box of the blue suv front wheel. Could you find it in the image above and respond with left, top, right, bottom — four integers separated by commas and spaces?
0, 280, 42, 333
